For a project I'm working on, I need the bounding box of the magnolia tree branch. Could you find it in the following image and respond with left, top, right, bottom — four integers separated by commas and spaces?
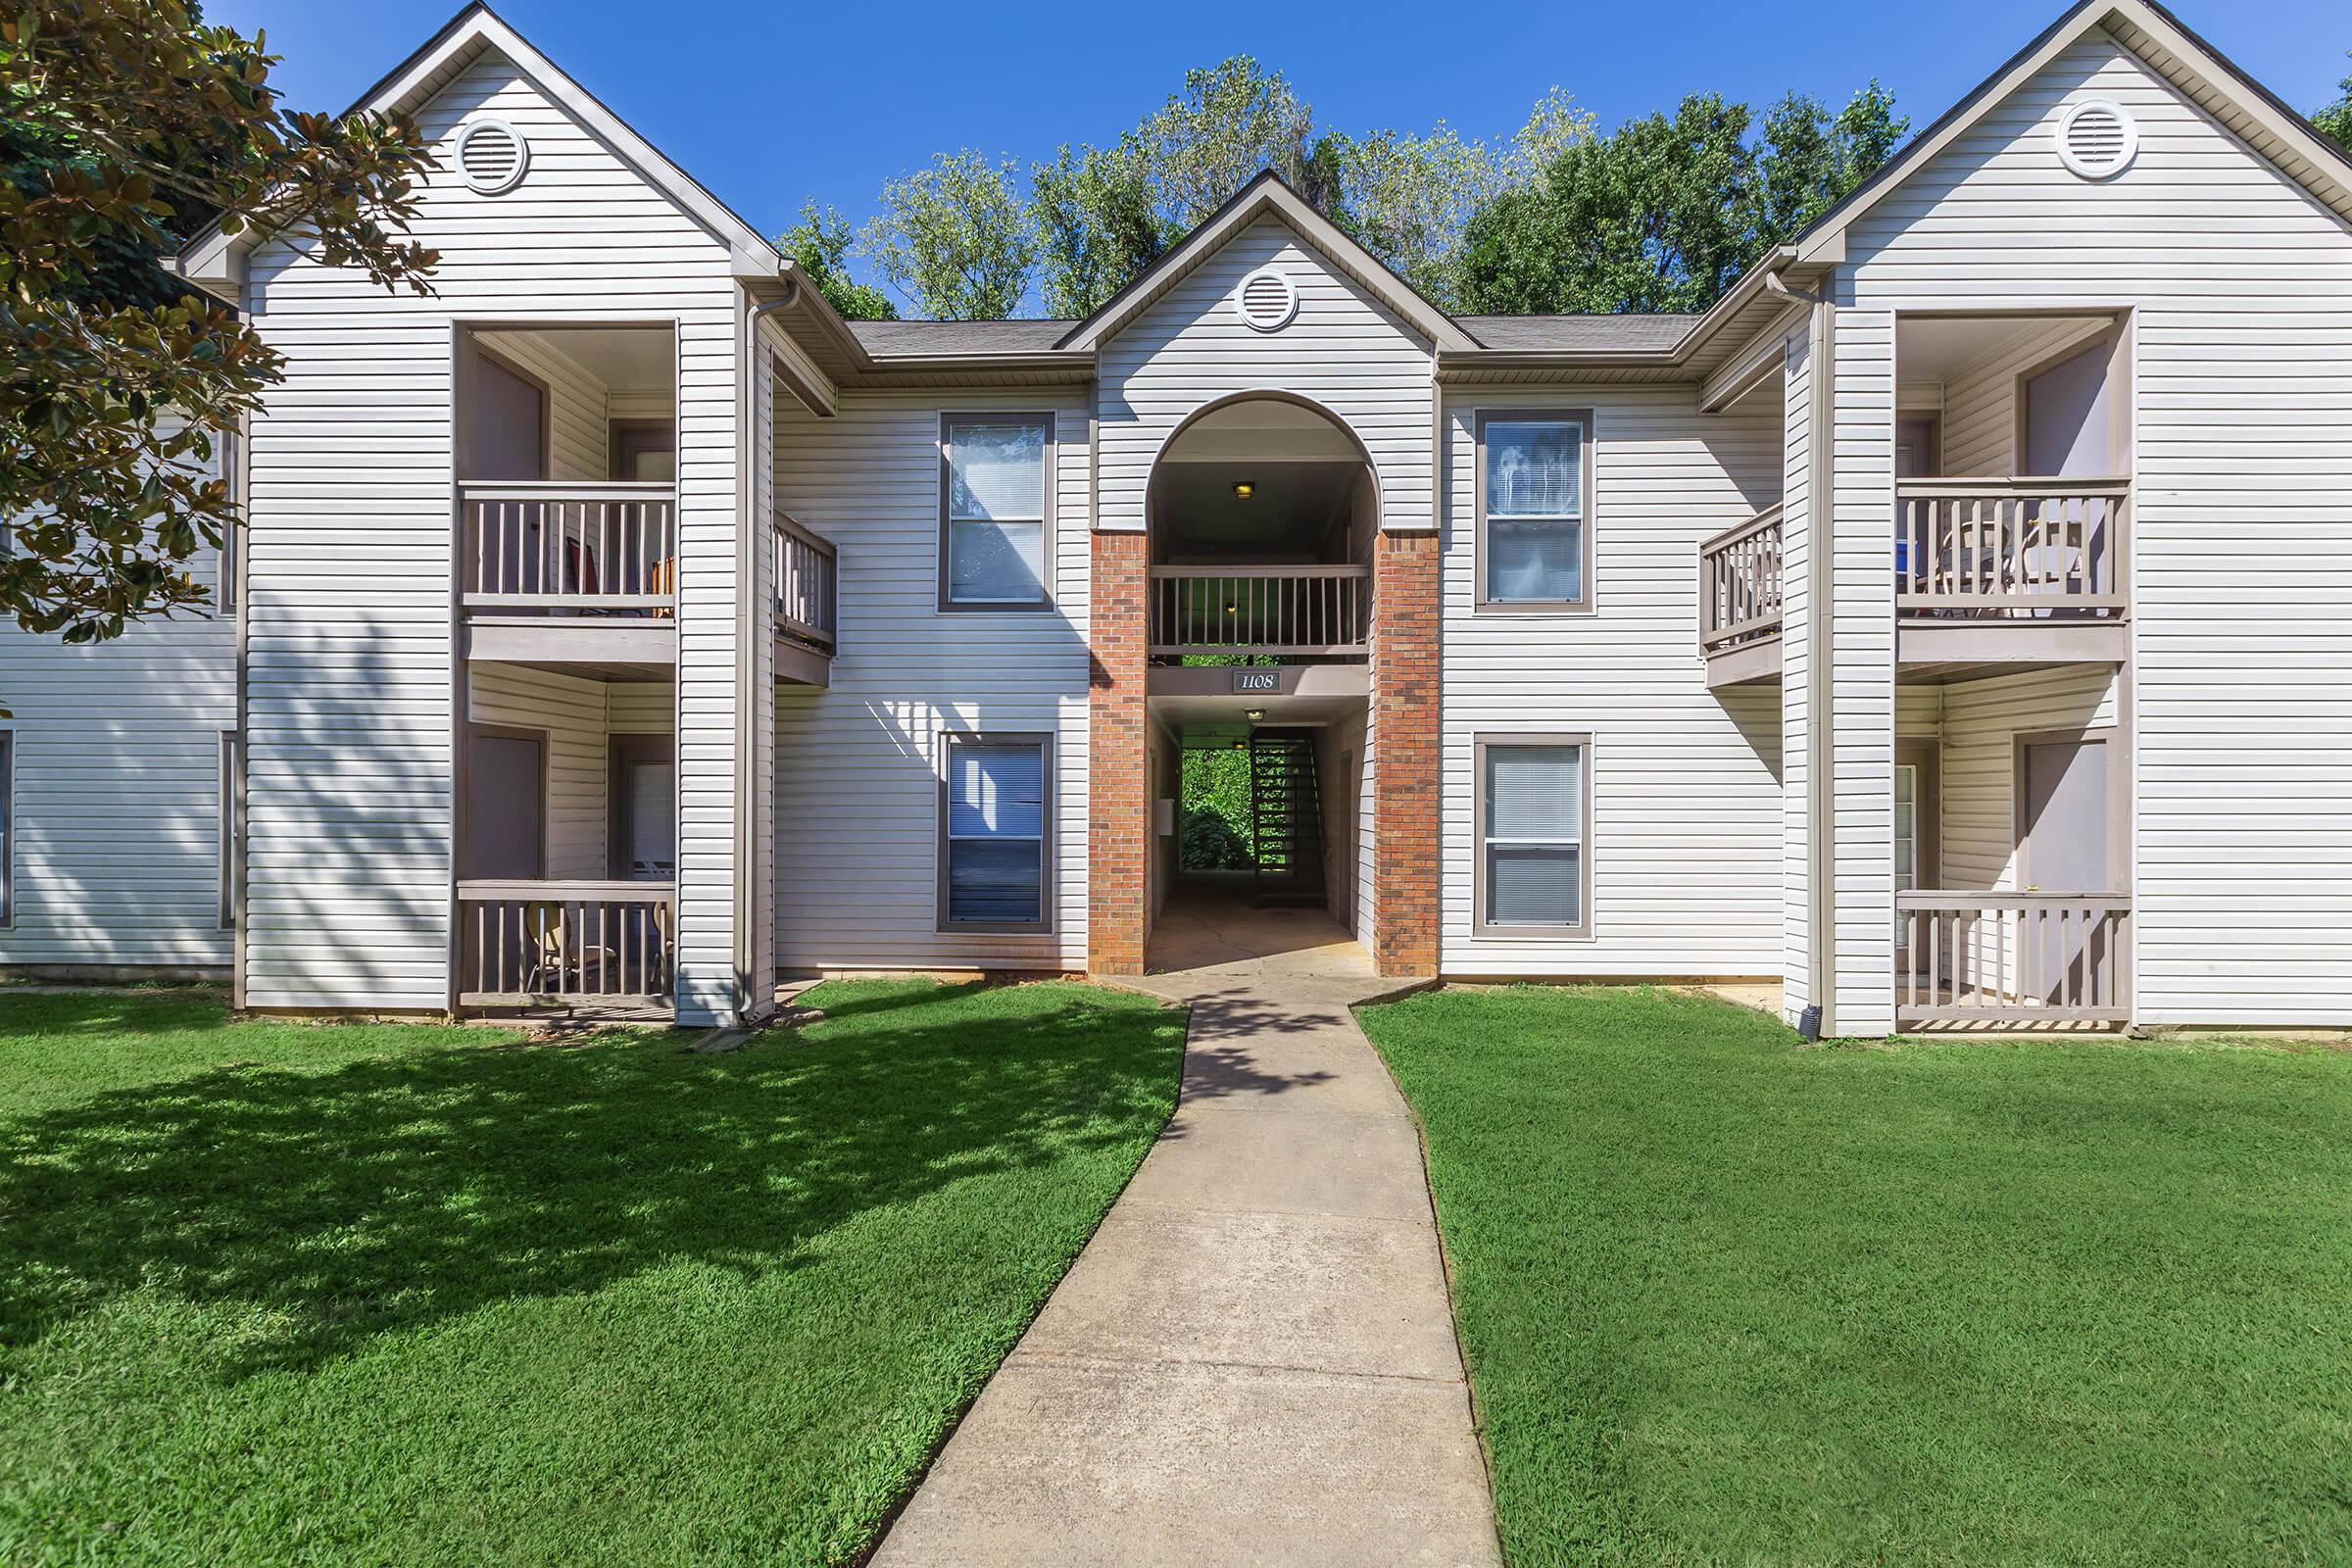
0, 0, 439, 642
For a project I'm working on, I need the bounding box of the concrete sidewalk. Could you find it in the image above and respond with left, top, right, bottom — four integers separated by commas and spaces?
870, 910, 1497, 1567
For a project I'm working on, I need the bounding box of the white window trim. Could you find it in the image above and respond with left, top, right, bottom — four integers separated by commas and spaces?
1472, 732, 1593, 941
938, 412, 1056, 613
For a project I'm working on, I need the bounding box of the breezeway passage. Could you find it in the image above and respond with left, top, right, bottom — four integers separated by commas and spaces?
871, 905, 1500, 1567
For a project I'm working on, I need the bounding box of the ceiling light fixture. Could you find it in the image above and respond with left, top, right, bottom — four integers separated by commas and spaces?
1245, 709, 1265, 723
1233, 480, 1254, 499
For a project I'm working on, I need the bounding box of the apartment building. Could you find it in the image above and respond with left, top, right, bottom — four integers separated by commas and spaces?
4, 0, 2345, 1036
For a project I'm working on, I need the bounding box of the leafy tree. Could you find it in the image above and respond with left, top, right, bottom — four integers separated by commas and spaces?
857, 151, 1036, 319
1331, 124, 1508, 309
1180, 746, 1254, 868
1749, 82, 1906, 244
1024, 57, 1340, 319
1459, 93, 1753, 315
773, 202, 895, 319
2, 0, 436, 642
1457, 82, 1907, 315
2315, 54, 2351, 152
1029, 137, 1161, 318
1135, 57, 1326, 230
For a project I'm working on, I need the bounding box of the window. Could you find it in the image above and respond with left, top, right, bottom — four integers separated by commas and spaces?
219, 731, 240, 929
941, 415, 1052, 609
940, 734, 1052, 931
1477, 410, 1592, 609
1476, 737, 1589, 935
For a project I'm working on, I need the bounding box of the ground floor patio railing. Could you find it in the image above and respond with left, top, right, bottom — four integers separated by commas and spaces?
1896, 891, 2131, 1026
456, 880, 675, 1010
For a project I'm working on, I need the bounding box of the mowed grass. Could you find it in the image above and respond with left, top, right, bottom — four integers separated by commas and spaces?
1359, 985, 2352, 1567
0, 981, 1183, 1566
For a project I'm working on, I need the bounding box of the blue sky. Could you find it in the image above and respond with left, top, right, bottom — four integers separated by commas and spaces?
210, 0, 2348, 310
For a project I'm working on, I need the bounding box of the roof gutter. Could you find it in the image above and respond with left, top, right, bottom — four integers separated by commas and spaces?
1762, 261, 1838, 1041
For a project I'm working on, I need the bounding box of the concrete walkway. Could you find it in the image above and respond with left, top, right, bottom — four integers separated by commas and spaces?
872, 892, 1498, 1567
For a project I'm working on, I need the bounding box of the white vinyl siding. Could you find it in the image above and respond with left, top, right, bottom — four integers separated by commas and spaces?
1441, 386, 1785, 976
1095, 215, 1436, 534
1822, 308, 1899, 1036
1845, 25, 2352, 1025
0, 418, 236, 971
1778, 327, 1815, 1019
239, 49, 742, 1014
773, 389, 1090, 973
1936, 319, 2117, 478
1936, 665, 2119, 893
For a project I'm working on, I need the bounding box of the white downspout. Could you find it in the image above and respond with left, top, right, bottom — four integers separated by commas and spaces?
1763, 266, 1836, 1040
734, 280, 801, 1025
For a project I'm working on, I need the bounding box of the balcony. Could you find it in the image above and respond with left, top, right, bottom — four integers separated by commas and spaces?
1697, 505, 1785, 686
1148, 565, 1371, 660
1895, 478, 2130, 669
772, 514, 838, 687
456, 880, 675, 1015
1697, 481, 2131, 687
460, 480, 678, 668
1896, 892, 2131, 1028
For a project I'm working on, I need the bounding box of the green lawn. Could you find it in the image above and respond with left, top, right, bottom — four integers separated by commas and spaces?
0, 981, 1183, 1566
1360, 985, 2352, 1567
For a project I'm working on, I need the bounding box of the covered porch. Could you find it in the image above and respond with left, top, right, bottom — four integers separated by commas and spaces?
456, 662, 678, 1017
1890, 663, 2132, 1030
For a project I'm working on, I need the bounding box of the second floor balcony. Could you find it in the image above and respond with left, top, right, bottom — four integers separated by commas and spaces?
1699, 476, 2131, 688
1148, 564, 1371, 660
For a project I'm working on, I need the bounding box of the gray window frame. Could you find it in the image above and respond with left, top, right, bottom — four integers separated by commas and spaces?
937, 730, 1055, 935
1474, 407, 1595, 613
938, 412, 1056, 613
1471, 732, 1593, 941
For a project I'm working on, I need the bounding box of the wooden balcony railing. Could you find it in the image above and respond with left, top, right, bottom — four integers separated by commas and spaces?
1697, 505, 1784, 654
1896, 478, 2128, 617
461, 482, 676, 612
456, 880, 674, 1008
772, 515, 838, 656
1896, 892, 2131, 1026
1149, 565, 1371, 657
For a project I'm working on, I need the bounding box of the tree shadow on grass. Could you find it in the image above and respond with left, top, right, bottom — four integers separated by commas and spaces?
0, 985, 1184, 1382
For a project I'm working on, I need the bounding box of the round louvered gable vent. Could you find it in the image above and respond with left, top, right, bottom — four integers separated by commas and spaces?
456, 118, 530, 195
1235, 266, 1299, 332
2056, 100, 2136, 179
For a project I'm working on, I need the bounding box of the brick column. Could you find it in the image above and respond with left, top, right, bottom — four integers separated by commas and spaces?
1088, 530, 1150, 975
1371, 531, 1440, 976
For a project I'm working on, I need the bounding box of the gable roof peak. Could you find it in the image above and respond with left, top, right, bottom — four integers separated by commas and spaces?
1054, 170, 1476, 354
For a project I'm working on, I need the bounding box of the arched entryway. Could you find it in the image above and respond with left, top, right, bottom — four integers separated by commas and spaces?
1139, 393, 1378, 975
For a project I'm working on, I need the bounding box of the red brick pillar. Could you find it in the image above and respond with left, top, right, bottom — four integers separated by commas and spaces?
1089, 530, 1150, 975
1371, 531, 1441, 976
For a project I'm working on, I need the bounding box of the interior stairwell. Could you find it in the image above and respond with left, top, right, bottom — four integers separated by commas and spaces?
1249, 728, 1327, 907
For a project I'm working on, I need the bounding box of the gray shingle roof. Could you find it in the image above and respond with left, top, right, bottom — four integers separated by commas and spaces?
849, 319, 1079, 356
1455, 315, 1700, 352
845, 314, 1702, 358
